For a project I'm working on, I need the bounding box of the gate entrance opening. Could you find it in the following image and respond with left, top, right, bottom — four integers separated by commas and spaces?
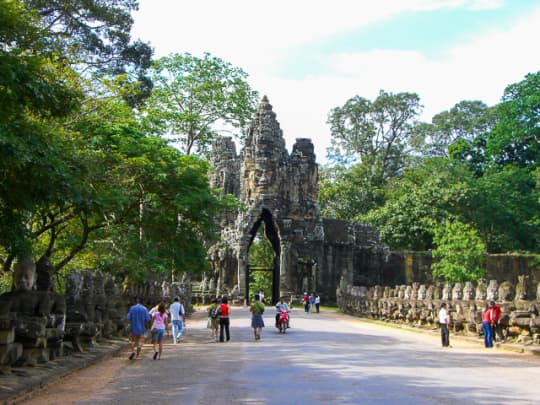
246, 209, 280, 304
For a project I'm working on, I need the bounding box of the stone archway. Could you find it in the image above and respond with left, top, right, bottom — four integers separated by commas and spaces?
245, 208, 281, 304
207, 97, 389, 305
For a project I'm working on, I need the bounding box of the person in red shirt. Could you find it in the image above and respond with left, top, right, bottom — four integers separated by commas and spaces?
219, 296, 231, 342
490, 301, 504, 342
482, 302, 494, 348
303, 292, 310, 313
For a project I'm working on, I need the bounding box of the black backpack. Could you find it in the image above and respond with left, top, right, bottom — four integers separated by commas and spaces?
210, 307, 218, 319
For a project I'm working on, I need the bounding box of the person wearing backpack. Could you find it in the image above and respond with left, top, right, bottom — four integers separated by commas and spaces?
169, 296, 185, 344
219, 296, 231, 342
250, 294, 265, 341
207, 298, 220, 342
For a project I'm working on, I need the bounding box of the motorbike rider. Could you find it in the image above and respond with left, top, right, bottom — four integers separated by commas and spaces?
275, 297, 290, 328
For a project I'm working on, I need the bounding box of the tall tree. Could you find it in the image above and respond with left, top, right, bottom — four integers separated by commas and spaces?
321, 90, 422, 218
145, 52, 259, 155
326, 90, 422, 179
27, 95, 230, 280
24, 0, 153, 106
364, 159, 474, 251
431, 220, 486, 283
486, 71, 540, 169
412, 100, 496, 158
0, 0, 82, 259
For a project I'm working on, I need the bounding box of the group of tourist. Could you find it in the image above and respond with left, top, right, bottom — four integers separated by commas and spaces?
438, 300, 504, 349
206, 296, 231, 342
302, 292, 321, 313
482, 300, 504, 348
125, 297, 186, 360
125, 292, 322, 358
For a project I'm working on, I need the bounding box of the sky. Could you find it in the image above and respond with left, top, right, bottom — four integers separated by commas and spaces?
131, 0, 540, 164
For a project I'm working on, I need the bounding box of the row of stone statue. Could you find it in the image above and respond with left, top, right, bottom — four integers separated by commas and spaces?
337, 276, 540, 344
0, 258, 188, 368
340, 275, 540, 303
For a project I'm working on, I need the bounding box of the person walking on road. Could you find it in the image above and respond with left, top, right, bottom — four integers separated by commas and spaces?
207, 298, 220, 342
309, 293, 316, 313
439, 302, 451, 348
169, 296, 185, 344
125, 300, 151, 360
303, 292, 310, 313
482, 302, 494, 348
315, 293, 320, 313
219, 296, 231, 342
250, 294, 265, 341
151, 302, 169, 360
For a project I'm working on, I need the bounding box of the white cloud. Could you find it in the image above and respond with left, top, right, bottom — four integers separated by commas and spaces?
132, 1, 540, 164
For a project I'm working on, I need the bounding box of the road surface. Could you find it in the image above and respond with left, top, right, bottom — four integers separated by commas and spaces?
22, 306, 540, 405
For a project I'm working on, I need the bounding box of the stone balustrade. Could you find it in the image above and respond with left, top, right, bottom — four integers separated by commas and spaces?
337, 276, 540, 345
0, 266, 190, 370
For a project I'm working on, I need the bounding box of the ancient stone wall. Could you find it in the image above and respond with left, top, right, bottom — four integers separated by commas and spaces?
379, 252, 539, 286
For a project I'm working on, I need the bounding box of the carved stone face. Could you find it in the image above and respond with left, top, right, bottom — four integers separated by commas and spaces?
417, 285, 426, 300
463, 282, 474, 301
498, 281, 514, 302
452, 283, 463, 301
13, 257, 36, 291
476, 279, 487, 301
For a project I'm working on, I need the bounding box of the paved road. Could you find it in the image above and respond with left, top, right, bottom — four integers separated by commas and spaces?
23, 306, 540, 405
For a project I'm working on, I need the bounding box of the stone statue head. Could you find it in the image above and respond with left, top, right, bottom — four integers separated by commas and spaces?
13, 256, 36, 291
498, 281, 514, 302
417, 285, 427, 301
442, 284, 452, 301
515, 275, 532, 301
463, 282, 474, 301
452, 283, 463, 301
475, 279, 487, 301
487, 280, 498, 301
404, 285, 412, 300
425, 285, 434, 300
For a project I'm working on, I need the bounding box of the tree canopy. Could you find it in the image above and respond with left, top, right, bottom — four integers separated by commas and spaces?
320, 70, 540, 279
144, 52, 259, 156
0, 2, 244, 289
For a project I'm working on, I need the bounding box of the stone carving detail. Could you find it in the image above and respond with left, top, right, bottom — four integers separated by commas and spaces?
452, 283, 463, 301
463, 282, 475, 301
0, 257, 66, 366
499, 281, 514, 302
487, 280, 498, 302
206, 96, 388, 303
515, 275, 534, 301
417, 285, 427, 300
475, 279, 487, 301
442, 284, 452, 301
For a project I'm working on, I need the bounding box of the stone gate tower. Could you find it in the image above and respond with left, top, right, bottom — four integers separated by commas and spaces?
208, 96, 387, 304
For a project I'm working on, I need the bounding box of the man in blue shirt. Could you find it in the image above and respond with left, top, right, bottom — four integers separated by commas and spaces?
125, 301, 151, 360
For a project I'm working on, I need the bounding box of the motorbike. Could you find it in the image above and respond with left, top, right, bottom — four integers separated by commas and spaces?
277, 309, 289, 334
